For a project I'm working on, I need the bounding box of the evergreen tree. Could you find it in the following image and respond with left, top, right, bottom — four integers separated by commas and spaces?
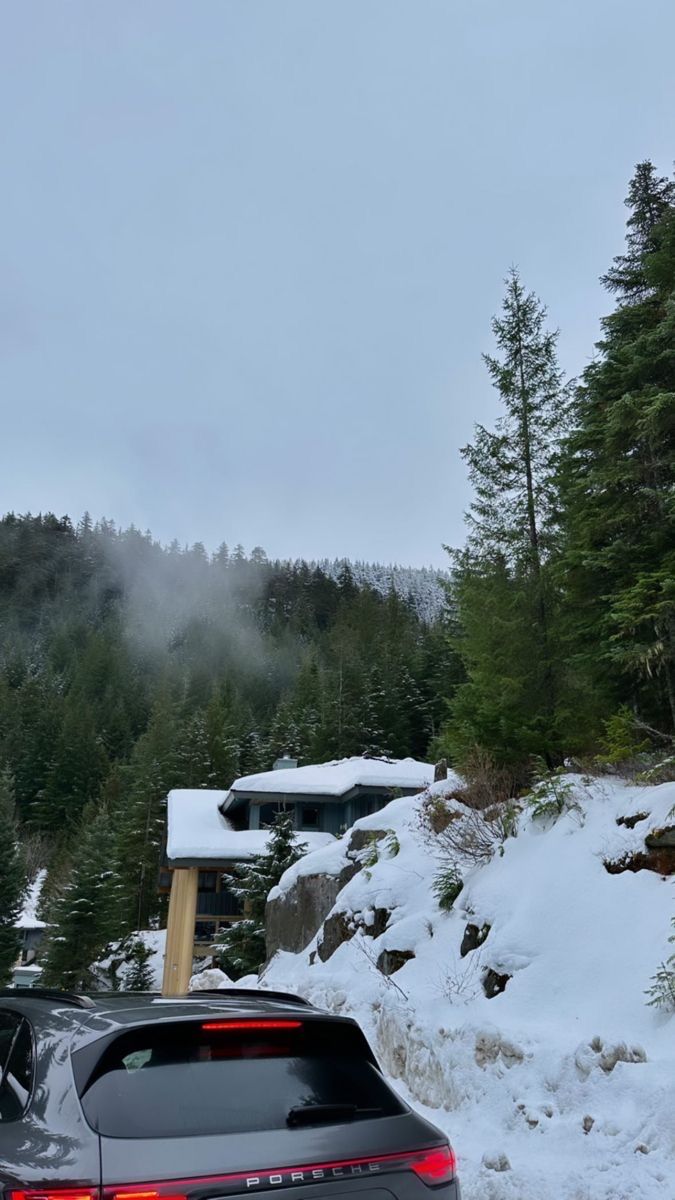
115, 690, 181, 931
123, 935, 155, 991
0, 768, 26, 985
646, 909, 675, 1012
41, 805, 125, 991
602, 161, 675, 301
37, 705, 109, 832
559, 162, 675, 732
216, 812, 306, 978
463, 268, 567, 568
446, 271, 570, 767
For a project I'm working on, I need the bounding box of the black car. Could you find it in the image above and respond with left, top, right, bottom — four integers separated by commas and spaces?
0, 988, 460, 1200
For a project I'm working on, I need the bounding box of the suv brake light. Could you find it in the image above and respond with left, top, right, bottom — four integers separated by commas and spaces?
409, 1146, 457, 1184
10, 1145, 457, 1200
104, 1146, 457, 1196
11, 1193, 98, 1200
201, 1020, 302, 1032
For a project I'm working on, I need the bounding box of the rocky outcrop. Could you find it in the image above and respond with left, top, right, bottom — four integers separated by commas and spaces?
376, 948, 415, 975
317, 905, 393, 962
604, 825, 675, 877
265, 826, 389, 960
266, 873, 344, 959
644, 825, 675, 874
460, 921, 491, 957
483, 967, 510, 998
317, 910, 356, 961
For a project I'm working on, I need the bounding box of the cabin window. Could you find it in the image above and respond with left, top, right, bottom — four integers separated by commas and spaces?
259, 802, 292, 828
300, 805, 320, 829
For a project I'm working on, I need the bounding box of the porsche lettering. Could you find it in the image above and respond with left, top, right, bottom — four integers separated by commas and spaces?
245, 1165, 382, 1188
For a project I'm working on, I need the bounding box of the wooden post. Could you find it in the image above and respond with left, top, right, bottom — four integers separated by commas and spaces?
162, 867, 199, 996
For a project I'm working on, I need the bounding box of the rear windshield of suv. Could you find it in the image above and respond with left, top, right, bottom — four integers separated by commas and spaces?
75, 1017, 404, 1138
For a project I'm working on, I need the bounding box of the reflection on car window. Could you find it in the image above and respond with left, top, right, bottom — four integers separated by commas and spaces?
0, 1015, 33, 1122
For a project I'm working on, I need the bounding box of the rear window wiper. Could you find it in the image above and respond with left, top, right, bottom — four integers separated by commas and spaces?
287, 1103, 383, 1127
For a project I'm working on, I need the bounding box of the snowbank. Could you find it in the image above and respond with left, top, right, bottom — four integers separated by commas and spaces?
261, 775, 675, 1200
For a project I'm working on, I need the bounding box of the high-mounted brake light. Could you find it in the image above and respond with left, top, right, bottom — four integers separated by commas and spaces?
201, 1019, 302, 1032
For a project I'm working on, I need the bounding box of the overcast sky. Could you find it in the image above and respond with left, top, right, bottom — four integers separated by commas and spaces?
1, 2, 673, 566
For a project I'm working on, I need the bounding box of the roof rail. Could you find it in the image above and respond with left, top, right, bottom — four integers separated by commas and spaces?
181, 988, 312, 1007
0, 987, 95, 1009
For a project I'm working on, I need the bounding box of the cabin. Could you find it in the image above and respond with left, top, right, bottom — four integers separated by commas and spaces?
161, 755, 435, 994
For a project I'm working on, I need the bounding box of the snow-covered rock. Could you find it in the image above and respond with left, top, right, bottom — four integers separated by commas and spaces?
261, 775, 675, 1200
189, 966, 232, 990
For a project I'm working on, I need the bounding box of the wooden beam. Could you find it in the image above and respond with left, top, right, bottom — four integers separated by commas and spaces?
162, 867, 199, 996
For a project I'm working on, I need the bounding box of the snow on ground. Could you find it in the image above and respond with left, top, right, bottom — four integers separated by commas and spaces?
257, 775, 675, 1200
15, 868, 47, 929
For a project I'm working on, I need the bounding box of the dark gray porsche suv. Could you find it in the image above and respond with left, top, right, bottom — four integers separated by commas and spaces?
0, 988, 460, 1200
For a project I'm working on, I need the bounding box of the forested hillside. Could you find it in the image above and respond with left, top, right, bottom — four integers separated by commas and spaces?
0, 517, 458, 967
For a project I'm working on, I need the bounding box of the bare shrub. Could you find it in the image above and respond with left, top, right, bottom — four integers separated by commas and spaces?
446, 748, 523, 811
20, 831, 53, 878
437, 947, 485, 1002
355, 936, 408, 1001
423, 794, 461, 834
421, 798, 519, 866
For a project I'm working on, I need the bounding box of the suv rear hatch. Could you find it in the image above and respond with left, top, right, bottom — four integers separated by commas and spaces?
72, 1013, 458, 1197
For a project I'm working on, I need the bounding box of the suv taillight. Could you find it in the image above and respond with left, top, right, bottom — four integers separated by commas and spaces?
11, 1193, 98, 1200
409, 1146, 457, 1184
10, 1146, 457, 1200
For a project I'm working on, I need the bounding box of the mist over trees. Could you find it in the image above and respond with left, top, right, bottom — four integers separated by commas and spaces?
0, 513, 458, 968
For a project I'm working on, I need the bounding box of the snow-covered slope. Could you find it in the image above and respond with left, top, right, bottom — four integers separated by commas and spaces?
313, 559, 449, 624
260, 775, 675, 1200
15, 868, 47, 930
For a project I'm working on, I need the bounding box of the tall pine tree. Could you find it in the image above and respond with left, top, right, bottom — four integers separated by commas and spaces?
41, 804, 125, 991
446, 270, 570, 768
559, 162, 675, 733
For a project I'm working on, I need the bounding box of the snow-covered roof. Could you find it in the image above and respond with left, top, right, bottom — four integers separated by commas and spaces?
15, 869, 47, 930
166, 789, 334, 866
223, 756, 435, 809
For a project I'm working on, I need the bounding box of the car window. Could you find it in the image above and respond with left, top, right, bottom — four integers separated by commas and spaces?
75, 1018, 404, 1139
0, 1013, 34, 1122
